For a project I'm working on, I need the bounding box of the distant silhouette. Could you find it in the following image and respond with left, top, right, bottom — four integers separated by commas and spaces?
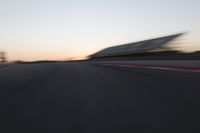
0, 51, 6, 62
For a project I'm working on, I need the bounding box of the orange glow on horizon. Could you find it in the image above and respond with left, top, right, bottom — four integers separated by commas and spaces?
8, 52, 93, 62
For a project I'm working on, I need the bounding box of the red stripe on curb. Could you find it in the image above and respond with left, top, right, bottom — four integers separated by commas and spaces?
0, 64, 14, 70
102, 63, 200, 72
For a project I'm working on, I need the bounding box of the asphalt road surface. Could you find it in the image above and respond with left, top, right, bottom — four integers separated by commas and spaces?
0, 62, 200, 133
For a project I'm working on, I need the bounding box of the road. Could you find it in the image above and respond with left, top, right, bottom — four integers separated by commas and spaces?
0, 61, 200, 133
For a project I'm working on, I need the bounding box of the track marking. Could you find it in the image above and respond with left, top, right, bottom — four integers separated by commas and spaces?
0, 64, 15, 71
101, 63, 200, 73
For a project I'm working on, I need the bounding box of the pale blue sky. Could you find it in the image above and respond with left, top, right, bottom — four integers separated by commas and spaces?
0, 0, 200, 61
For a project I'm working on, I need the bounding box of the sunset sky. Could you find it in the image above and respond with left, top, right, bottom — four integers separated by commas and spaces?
0, 0, 200, 61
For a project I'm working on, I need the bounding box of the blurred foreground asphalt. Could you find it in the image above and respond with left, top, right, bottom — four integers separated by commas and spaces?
0, 61, 200, 133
